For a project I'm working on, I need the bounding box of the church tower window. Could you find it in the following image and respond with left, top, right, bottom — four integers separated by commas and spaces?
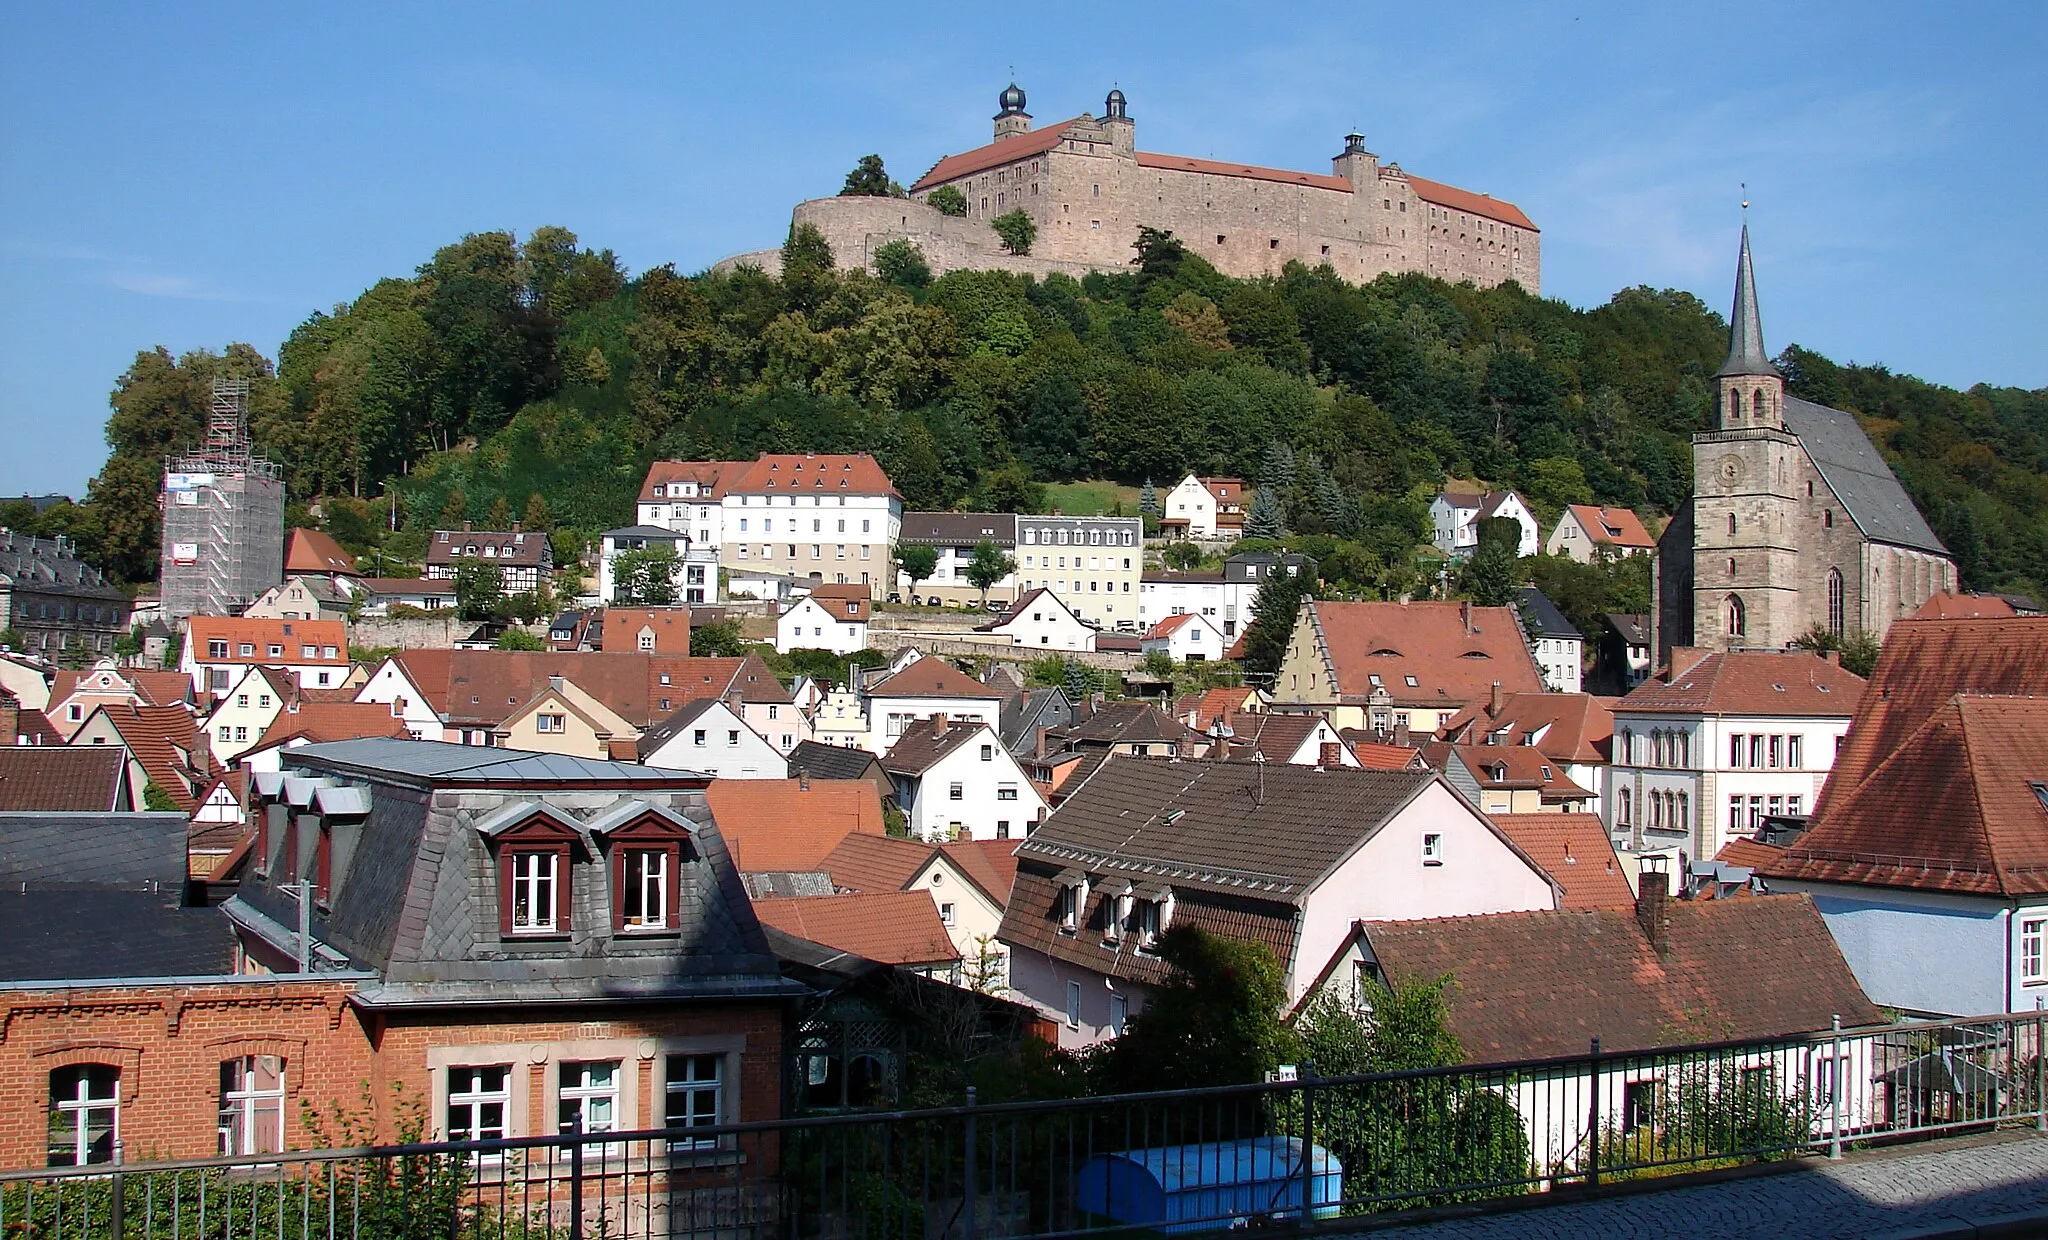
1727, 513, 1737, 535
1752, 389, 1767, 421
1726, 595, 1747, 638
1826, 569, 1845, 635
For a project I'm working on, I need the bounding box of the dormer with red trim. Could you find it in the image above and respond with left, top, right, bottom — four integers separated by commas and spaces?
473, 802, 585, 938
587, 800, 699, 934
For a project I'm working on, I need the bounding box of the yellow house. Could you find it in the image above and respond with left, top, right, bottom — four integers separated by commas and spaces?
491, 675, 640, 760
1273, 599, 1546, 735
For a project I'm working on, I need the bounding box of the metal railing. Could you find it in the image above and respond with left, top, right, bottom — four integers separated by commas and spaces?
6, 1010, 2043, 1240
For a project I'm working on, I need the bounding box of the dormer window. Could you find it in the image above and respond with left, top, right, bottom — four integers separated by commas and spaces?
1055, 871, 1089, 935
509, 851, 562, 934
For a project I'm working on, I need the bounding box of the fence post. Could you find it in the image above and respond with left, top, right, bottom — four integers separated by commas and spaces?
1829, 1015, 1844, 1159
1585, 1037, 1602, 1190
962, 1086, 979, 1240
2036, 1001, 2045, 1134
568, 1114, 585, 1240
110, 1139, 124, 1240
1299, 1071, 1315, 1219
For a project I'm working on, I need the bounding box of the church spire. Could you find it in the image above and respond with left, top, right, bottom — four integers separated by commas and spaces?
1717, 223, 1779, 379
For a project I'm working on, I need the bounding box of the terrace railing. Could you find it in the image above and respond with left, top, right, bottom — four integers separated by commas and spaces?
5, 1009, 2043, 1240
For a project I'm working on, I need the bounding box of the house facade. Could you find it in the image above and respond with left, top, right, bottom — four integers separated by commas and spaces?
637, 454, 903, 598
1272, 600, 1546, 733
897, 512, 1019, 606
776, 592, 870, 655
861, 656, 1005, 754
424, 526, 554, 594
1141, 611, 1226, 662
1011, 514, 1144, 627
639, 698, 789, 779
1430, 489, 1538, 559
976, 588, 1096, 651
882, 715, 1047, 842
0, 531, 130, 663
1518, 586, 1583, 694
1546, 504, 1655, 562
182, 617, 350, 701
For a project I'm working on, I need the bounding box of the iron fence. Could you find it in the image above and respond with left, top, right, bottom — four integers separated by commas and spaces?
6, 1010, 2044, 1240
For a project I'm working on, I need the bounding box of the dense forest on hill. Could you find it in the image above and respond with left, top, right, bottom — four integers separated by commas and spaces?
23, 220, 2047, 609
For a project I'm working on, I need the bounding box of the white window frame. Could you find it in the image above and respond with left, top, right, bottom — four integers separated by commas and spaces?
48, 1064, 119, 1166
622, 848, 670, 930
447, 1065, 512, 1146
1066, 981, 1083, 1028
557, 1060, 622, 1136
218, 1055, 286, 1156
1421, 833, 1444, 865
510, 851, 559, 933
2024, 918, 2046, 984
665, 1053, 724, 1150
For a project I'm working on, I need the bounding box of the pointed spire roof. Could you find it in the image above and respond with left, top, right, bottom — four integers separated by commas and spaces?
1716, 224, 1780, 379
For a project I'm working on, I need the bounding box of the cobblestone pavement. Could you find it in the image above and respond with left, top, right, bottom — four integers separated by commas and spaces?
1347, 1132, 2048, 1239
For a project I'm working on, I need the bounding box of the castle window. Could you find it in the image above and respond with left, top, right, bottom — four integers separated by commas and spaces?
1725, 595, 1746, 638
1728, 557, 1737, 576
1217, 234, 1226, 245
1827, 568, 1845, 635
1269, 239, 1280, 249
1752, 390, 1767, 420
1807, 480, 1814, 497
1729, 390, 1741, 421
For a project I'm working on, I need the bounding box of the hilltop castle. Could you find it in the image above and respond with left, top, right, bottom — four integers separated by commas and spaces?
719, 84, 1539, 291
1655, 227, 1955, 660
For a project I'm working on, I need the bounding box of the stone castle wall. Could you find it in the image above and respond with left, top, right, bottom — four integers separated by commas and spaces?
711, 196, 1105, 282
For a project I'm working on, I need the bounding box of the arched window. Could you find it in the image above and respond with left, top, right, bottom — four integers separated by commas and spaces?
1618, 787, 1632, 826
1677, 791, 1690, 827
1728, 389, 1741, 422
1827, 568, 1845, 635
1618, 728, 1633, 765
1727, 513, 1737, 535
1752, 389, 1767, 421
1726, 594, 1746, 638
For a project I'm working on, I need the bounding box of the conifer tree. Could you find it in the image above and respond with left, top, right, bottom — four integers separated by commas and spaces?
1258, 441, 1297, 493
486, 495, 512, 529
1140, 478, 1160, 517
1245, 486, 1287, 541
523, 493, 550, 531
438, 488, 467, 529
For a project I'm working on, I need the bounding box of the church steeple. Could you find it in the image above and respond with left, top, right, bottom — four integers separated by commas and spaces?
1717, 224, 1779, 380
1713, 224, 1784, 428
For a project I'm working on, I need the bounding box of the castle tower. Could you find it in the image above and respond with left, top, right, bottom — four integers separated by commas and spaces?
1333, 130, 1379, 188
1689, 225, 1802, 651
1103, 88, 1134, 154
993, 82, 1031, 141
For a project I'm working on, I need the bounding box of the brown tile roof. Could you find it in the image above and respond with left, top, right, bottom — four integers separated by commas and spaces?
1909, 593, 2017, 620
599, 607, 695, 653
186, 617, 349, 667
870, 656, 1001, 701
881, 715, 990, 775
726, 453, 898, 499
1440, 692, 1614, 764
820, 832, 940, 895
1309, 601, 1544, 706
704, 778, 885, 872
1561, 505, 1653, 550
424, 529, 550, 568
805, 595, 869, 624
639, 460, 742, 503
87, 703, 208, 814
255, 701, 411, 749
1761, 695, 2048, 896
15, 710, 65, 746
1809, 617, 2048, 825
1175, 687, 1262, 732
1614, 650, 1864, 718
1049, 700, 1193, 750
1716, 837, 1788, 870
1230, 714, 1329, 764
1400, 174, 1537, 231
284, 528, 360, 576
1003, 861, 1301, 989
939, 838, 1020, 904
0, 747, 128, 811
390, 650, 787, 728
1487, 814, 1634, 910
1137, 152, 1350, 191
911, 120, 1086, 192
1360, 894, 1878, 1061
751, 892, 959, 966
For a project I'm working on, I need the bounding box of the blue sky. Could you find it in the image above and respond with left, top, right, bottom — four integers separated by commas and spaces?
1, 1, 2042, 498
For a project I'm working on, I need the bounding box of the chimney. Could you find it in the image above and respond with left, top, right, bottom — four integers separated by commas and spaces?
1489, 680, 1503, 716
932, 712, 948, 737
0, 691, 17, 746
1669, 646, 1710, 680
1213, 734, 1231, 761
1822, 650, 1841, 667
1393, 721, 1411, 747
1636, 870, 1671, 954
797, 767, 809, 792
1034, 726, 1050, 759
1461, 600, 1473, 634
462, 520, 472, 532
1318, 741, 1341, 768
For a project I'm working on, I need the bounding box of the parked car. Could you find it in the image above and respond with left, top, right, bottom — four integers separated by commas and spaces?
984, 601, 1006, 613
887, 593, 903, 604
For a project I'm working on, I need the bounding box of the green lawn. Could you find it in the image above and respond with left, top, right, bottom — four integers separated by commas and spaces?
1041, 480, 1142, 517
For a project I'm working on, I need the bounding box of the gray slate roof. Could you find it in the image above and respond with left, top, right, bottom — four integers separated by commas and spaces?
1017, 757, 1437, 900
1517, 586, 1581, 640
288, 738, 706, 787
899, 512, 1017, 545
1783, 395, 1948, 555
788, 740, 885, 783
1717, 224, 1780, 379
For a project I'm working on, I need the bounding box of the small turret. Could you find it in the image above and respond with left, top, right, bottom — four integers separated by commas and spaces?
1714, 224, 1785, 428
994, 82, 1031, 141
1333, 129, 1378, 189
1102, 87, 1134, 153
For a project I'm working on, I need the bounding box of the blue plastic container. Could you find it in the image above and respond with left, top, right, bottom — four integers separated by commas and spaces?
1074, 1137, 1343, 1233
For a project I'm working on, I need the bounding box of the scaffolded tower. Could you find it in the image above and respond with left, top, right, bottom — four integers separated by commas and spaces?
160, 378, 285, 622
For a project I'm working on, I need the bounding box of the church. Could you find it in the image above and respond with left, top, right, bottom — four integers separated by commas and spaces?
1655, 228, 1955, 661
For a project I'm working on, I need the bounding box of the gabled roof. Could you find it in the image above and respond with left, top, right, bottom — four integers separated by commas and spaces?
1601, 613, 1651, 645
787, 740, 886, 783
85, 703, 208, 814
0, 747, 128, 811
939, 838, 1020, 904
1049, 700, 1194, 749
388, 649, 786, 728
1342, 735, 1431, 770
1175, 687, 1263, 733
1909, 593, 2017, 620
881, 716, 993, 775
870, 655, 1001, 700
1813, 618, 2048, 822
253, 701, 410, 749
639, 459, 742, 503
703, 778, 886, 871
285, 528, 360, 576
1143, 612, 1214, 640
1229, 713, 1335, 764
186, 617, 348, 665
751, 892, 959, 966
1399, 174, 1537, 231
425, 528, 551, 567
1487, 814, 1633, 910
725, 453, 898, 499
979, 588, 1084, 633
1762, 695, 2048, 897
899, 512, 1018, 544
599, 607, 694, 653
794, 594, 869, 624
501, 675, 639, 743
911, 118, 1089, 192
1309, 601, 1545, 706
1428, 743, 1592, 800
1614, 650, 1864, 718
1783, 394, 1947, 555
1515, 587, 1579, 640
1716, 837, 1788, 870
1439, 692, 1614, 764
1359, 894, 1877, 1060
637, 696, 759, 761
1561, 505, 1654, 550
820, 832, 943, 895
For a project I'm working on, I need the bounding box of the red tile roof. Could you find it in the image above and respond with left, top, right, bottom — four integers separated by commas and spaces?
871, 656, 1001, 701
1175, 687, 1263, 732
704, 778, 886, 872
1487, 814, 1634, 910
1614, 650, 1863, 718
1809, 618, 2048, 825
1716, 837, 1788, 870
1561, 504, 1654, 551
85, 703, 208, 814
1428, 742, 1593, 801
0, 747, 129, 811
255, 701, 410, 749
726, 453, 898, 499
1440, 692, 1615, 764
1137, 152, 1351, 191
599, 607, 695, 654
910, 120, 1087, 192
751, 892, 959, 966
186, 617, 349, 667
1762, 695, 2048, 896
1345, 737, 1429, 770
639, 460, 742, 504
1360, 894, 1877, 1061
388, 650, 788, 728
1401, 174, 1537, 231
1143, 613, 1203, 639
1310, 601, 1544, 706
1909, 593, 2017, 620
939, 838, 1020, 904
284, 528, 360, 576
820, 833, 940, 894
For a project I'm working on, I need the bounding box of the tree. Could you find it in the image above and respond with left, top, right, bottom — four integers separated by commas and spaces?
1062, 656, 1093, 704
454, 558, 506, 620
142, 782, 180, 813
873, 239, 931, 291
991, 209, 1037, 256
1244, 486, 1288, 540
523, 493, 550, 531
612, 543, 680, 605
438, 488, 468, 529
1139, 479, 1160, 517
965, 539, 1016, 606
690, 618, 747, 657
984, 465, 1045, 514
494, 627, 544, 650
896, 542, 939, 597
927, 185, 967, 217
1460, 516, 1522, 608
1239, 560, 1312, 677
1095, 926, 1298, 1093
1130, 226, 1186, 281
486, 495, 511, 529
1791, 626, 1882, 679
839, 154, 895, 197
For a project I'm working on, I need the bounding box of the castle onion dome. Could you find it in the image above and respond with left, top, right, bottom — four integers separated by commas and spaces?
998, 82, 1027, 114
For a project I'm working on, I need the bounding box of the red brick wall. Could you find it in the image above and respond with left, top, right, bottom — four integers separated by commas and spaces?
0, 978, 784, 1170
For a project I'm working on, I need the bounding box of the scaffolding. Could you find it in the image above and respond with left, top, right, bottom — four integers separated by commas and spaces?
160, 379, 285, 622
